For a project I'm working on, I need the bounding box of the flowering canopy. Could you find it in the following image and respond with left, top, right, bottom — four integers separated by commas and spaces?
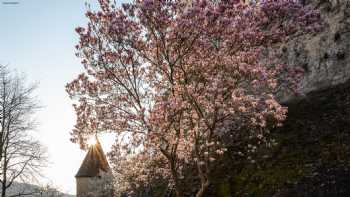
67, 0, 321, 196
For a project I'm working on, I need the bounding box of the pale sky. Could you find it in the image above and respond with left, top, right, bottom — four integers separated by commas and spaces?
0, 0, 126, 194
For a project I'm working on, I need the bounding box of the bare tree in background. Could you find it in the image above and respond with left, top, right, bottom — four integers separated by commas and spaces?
0, 65, 47, 197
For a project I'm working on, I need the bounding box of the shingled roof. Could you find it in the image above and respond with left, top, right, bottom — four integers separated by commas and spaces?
75, 138, 110, 178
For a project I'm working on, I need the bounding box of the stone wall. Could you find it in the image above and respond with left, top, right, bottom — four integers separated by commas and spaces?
281, 0, 350, 101
76, 177, 92, 197
76, 171, 114, 197
214, 2, 350, 196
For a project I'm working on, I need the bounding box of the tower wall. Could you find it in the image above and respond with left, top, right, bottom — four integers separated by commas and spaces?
76, 177, 94, 197
76, 171, 114, 197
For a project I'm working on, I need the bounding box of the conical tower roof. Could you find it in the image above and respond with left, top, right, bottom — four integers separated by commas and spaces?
75, 138, 110, 178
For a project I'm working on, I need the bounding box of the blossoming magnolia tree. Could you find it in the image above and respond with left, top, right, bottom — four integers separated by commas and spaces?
66, 0, 321, 196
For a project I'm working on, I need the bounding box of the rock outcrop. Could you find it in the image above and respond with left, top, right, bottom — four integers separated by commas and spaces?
212, 1, 350, 196
269, 1, 350, 196
284, 0, 350, 98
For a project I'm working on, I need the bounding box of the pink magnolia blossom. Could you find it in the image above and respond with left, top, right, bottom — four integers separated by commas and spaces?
66, 0, 321, 196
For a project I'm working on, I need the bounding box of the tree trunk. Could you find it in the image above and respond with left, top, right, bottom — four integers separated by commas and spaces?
172, 167, 184, 197
1, 181, 6, 197
175, 189, 183, 197
161, 147, 184, 197
1, 155, 7, 197
171, 161, 183, 197
195, 181, 209, 197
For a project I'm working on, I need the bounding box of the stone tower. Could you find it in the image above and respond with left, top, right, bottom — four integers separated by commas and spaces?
75, 138, 113, 197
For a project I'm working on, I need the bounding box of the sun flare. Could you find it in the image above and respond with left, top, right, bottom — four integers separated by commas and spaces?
87, 137, 97, 146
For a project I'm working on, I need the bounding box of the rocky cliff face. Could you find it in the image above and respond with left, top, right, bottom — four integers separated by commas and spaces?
271, 1, 350, 196
283, 0, 350, 98
215, 1, 350, 196
174, 1, 350, 196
